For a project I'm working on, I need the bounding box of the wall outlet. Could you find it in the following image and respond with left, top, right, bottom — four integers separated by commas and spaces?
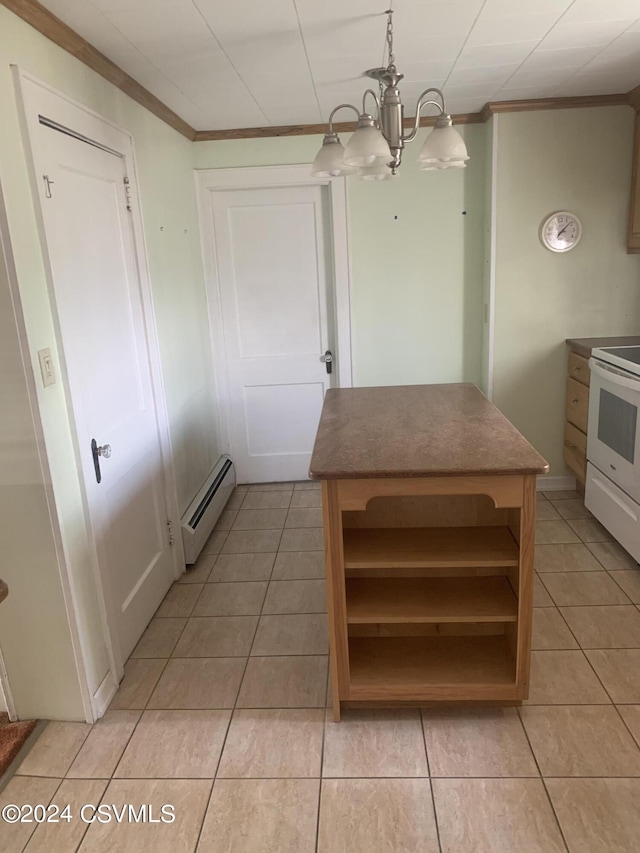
38, 348, 55, 387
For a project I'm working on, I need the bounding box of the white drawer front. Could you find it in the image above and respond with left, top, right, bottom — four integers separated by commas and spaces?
585, 463, 640, 564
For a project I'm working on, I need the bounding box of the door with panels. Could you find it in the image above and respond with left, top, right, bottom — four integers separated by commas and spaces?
211, 185, 336, 483
37, 122, 176, 668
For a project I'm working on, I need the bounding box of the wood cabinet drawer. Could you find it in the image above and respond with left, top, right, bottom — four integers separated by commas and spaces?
567, 351, 590, 387
566, 377, 589, 433
563, 422, 587, 483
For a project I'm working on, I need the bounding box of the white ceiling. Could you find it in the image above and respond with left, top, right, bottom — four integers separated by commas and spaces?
38, 0, 640, 130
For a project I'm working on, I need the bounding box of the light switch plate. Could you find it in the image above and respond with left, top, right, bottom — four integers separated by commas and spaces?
38, 348, 55, 387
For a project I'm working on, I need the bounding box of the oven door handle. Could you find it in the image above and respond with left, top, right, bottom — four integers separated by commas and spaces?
589, 358, 640, 392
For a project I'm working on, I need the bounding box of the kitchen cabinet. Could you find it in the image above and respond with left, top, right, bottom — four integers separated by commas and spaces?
564, 352, 590, 488
310, 383, 548, 720
564, 337, 640, 489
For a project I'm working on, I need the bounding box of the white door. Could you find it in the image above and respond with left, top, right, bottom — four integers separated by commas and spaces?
212, 185, 334, 483
38, 124, 175, 666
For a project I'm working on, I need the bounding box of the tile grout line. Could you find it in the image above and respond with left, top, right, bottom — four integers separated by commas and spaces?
314, 708, 327, 852
420, 711, 443, 853
70, 775, 113, 853
515, 706, 571, 853
604, 567, 639, 605
191, 778, 216, 853
15, 776, 64, 852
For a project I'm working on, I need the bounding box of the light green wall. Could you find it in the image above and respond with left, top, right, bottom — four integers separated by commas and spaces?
194, 124, 487, 387
0, 6, 217, 719
0, 207, 82, 721
492, 107, 640, 475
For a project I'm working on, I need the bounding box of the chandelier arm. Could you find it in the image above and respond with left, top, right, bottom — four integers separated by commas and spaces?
328, 103, 361, 133
402, 92, 447, 144
362, 89, 381, 121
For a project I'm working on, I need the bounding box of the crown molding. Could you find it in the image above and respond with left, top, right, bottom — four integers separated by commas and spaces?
3, 0, 636, 144
193, 111, 484, 142
482, 92, 629, 121
2, 0, 196, 140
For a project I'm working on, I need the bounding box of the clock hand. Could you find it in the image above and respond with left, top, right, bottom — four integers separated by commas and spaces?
557, 223, 570, 237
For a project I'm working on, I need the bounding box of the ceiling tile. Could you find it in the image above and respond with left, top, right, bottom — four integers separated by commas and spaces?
507, 66, 586, 88
560, 0, 640, 24
444, 95, 492, 114
398, 59, 457, 83
540, 20, 634, 50
479, 0, 573, 14
551, 75, 629, 96
308, 53, 387, 86
520, 46, 605, 70
260, 103, 323, 125
446, 64, 520, 87
102, 5, 221, 66
493, 84, 557, 101
294, 3, 387, 60
455, 41, 539, 69
194, 0, 311, 75
391, 2, 483, 51
465, 12, 563, 47
90, 0, 193, 9
594, 29, 640, 56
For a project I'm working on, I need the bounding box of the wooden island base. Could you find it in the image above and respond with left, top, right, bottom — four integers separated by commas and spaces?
310, 384, 547, 722
321, 473, 536, 721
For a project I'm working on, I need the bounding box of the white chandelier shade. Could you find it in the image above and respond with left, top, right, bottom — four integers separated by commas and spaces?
359, 161, 394, 181
418, 121, 470, 171
310, 134, 348, 177
342, 122, 392, 167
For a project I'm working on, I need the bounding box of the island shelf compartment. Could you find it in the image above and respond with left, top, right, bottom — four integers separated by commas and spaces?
321, 477, 536, 720
345, 576, 518, 624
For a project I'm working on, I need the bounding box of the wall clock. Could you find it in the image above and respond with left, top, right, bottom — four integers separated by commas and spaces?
540, 211, 582, 253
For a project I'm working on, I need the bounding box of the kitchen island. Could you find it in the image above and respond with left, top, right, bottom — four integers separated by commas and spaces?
310, 383, 549, 720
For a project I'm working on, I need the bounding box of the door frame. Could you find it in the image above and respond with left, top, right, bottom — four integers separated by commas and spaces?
195, 165, 353, 460
13, 68, 184, 716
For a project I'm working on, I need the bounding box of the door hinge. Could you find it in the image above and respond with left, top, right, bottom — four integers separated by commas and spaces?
123, 176, 133, 211
167, 518, 175, 547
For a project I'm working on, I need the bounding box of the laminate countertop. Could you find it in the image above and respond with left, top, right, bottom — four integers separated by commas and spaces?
566, 336, 640, 359
309, 383, 549, 480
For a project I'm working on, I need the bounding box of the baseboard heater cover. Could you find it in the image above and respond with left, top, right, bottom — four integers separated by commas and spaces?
181, 456, 235, 564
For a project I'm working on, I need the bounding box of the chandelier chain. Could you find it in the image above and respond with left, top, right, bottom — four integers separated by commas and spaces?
386, 9, 394, 68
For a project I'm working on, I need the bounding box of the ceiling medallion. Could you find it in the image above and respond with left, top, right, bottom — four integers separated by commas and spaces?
312, 9, 469, 181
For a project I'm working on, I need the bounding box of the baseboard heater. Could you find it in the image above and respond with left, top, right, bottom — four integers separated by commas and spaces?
181, 456, 235, 564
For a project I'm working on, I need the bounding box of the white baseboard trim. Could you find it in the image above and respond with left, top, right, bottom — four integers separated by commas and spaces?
92, 671, 119, 721
537, 475, 577, 492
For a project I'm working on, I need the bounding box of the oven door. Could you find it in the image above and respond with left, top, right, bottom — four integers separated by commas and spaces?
587, 357, 640, 504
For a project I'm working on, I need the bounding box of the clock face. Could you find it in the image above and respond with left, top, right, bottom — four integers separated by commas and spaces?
540, 211, 582, 252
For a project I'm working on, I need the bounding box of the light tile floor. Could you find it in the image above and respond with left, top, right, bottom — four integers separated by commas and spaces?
4, 485, 640, 851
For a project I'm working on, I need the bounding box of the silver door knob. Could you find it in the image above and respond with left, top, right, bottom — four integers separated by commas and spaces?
97, 444, 111, 459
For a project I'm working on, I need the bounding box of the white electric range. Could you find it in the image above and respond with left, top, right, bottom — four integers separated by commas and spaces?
586, 345, 640, 562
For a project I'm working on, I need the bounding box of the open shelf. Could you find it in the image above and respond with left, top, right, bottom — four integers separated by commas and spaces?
343, 526, 519, 569
346, 576, 517, 624
348, 635, 516, 700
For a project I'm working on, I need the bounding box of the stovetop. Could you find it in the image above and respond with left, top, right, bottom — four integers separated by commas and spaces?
592, 345, 640, 376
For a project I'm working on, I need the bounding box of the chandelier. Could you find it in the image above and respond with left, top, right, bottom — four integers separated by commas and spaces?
311, 9, 469, 181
